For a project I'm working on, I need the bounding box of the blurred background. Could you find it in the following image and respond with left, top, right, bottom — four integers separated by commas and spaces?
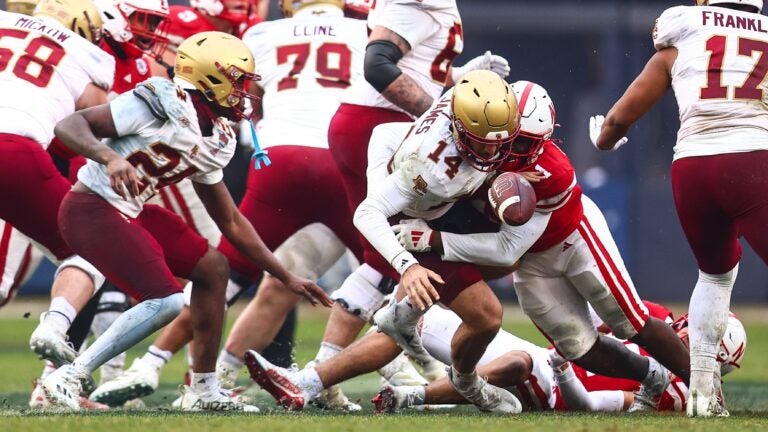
4, 0, 767, 303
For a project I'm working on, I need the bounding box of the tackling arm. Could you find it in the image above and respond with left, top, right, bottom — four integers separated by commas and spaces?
596, 48, 675, 150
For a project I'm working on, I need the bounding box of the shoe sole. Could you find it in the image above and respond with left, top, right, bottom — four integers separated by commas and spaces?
243, 351, 304, 411
40, 381, 80, 411
90, 384, 155, 407
372, 387, 395, 413
30, 339, 76, 368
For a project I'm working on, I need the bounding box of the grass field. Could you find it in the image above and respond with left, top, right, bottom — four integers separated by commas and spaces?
1, 298, 767, 431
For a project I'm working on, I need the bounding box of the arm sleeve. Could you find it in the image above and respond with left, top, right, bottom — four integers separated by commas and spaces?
554, 363, 626, 412
653, 6, 687, 51
353, 173, 418, 271
440, 211, 550, 266
109, 92, 163, 136
191, 169, 224, 185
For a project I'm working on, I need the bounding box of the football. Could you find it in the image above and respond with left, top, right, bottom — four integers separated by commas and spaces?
487, 172, 537, 226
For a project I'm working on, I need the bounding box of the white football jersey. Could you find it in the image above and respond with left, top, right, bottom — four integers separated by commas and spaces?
78, 78, 238, 218
243, 7, 367, 149
0, 12, 114, 147
654, 5, 768, 159
341, 0, 463, 116
368, 88, 491, 221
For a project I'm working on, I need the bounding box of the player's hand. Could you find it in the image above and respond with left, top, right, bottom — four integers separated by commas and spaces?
452, 50, 511, 82
106, 158, 142, 199
589, 115, 628, 151
400, 264, 443, 311
392, 219, 434, 252
283, 276, 334, 308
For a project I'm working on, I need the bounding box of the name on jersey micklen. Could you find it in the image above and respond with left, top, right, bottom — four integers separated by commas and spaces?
293, 24, 337, 37
14, 17, 71, 43
702, 10, 767, 33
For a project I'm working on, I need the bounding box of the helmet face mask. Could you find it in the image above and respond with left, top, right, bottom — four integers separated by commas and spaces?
175, 31, 261, 121
450, 70, 520, 172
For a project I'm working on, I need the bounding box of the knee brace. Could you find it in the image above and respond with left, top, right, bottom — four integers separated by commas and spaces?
330, 263, 392, 321
55, 255, 106, 294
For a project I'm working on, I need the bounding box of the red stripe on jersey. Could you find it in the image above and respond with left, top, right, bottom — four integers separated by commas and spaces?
168, 184, 199, 234
578, 218, 647, 331
528, 374, 551, 410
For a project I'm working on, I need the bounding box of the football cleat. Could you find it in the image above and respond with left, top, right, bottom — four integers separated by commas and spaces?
372, 384, 423, 413
628, 359, 670, 412
448, 368, 522, 414
41, 364, 87, 411
29, 379, 50, 409
373, 301, 433, 364
244, 350, 308, 411
304, 360, 361, 412
29, 313, 77, 367
179, 385, 259, 412
687, 388, 729, 418
89, 357, 159, 406
415, 357, 448, 382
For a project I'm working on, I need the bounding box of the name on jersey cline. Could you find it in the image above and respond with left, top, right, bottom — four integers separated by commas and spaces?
293, 24, 337, 37
14, 17, 71, 43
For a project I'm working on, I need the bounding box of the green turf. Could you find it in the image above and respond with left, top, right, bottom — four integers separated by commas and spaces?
2, 302, 767, 431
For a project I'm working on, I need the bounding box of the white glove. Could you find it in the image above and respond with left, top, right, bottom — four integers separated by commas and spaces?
392, 219, 434, 252
451, 50, 511, 82
589, 114, 628, 151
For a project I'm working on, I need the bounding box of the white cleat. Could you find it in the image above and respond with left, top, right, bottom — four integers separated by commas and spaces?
372, 384, 423, 413
448, 369, 522, 414
180, 386, 260, 412
628, 359, 671, 412
29, 313, 77, 367
89, 357, 159, 407
41, 365, 86, 411
416, 357, 448, 382
687, 388, 729, 418
216, 359, 241, 390
373, 302, 432, 364
29, 379, 50, 409
244, 350, 309, 411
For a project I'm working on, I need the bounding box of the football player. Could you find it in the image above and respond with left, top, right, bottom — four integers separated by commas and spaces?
390, 80, 692, 412
39, 31, 330, 412
245, 70, 525, 414
591, 0, 768, 417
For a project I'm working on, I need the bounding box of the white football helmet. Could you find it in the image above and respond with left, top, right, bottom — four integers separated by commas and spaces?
696, 0, 763, 11
673, 312, 747, 376
95, 0, 169, 59
504, 80, 556, 170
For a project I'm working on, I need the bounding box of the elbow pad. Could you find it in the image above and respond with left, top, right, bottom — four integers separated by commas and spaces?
364, 40, 404, 93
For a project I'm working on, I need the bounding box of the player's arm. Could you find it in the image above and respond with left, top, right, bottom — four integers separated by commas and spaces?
431, 212, 550, 266
596, 48, 675, 150
353, 172, 444, 310
192, 181, 333, 307
75, 83, 109, 111
365, 25, 434, 117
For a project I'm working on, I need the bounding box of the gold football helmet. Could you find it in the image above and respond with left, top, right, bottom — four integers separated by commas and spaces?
451, 70, 520, 172
279, 0, 344, 17
33, 0, 104, 44
175, 31, 261, 120
6, 0, 40, 15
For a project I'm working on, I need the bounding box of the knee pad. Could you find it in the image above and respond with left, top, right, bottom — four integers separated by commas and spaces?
96, 289, 131, 314
330, 263, 389, 321
553, 328, 599, 360
274, 223, 347, 281
55, 255, 106, 294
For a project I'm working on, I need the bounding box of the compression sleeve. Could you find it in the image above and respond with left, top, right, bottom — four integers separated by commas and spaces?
439, 211, 550, 266
364, 40, 404, 93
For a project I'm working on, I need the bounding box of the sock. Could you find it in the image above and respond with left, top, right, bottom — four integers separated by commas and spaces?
40, 361, 56, 379
315, 341, 342, 364
73, 293, 184, 374
47, 297, 77, 332
449, 365, 479, 391
642, 357, 663, 386
688, 265, 736, 397
297, 366, 324, 399
406, 385, 426, 407
191, 372, 218, 394
217, 349, 244, 370
143, 345, 173, 370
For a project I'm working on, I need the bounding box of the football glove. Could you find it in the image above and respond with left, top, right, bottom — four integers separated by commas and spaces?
392, 219, 434, 253
589, 114, 628, 151
452, 50, 510, 82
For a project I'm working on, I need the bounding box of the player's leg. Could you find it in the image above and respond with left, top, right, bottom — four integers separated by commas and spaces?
672, 155, 747, 416
42, 191, 185, 410
575, 196, 690, 385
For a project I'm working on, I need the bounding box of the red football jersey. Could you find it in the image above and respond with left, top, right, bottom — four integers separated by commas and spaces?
166, 6, 263, 41
99, 41, 152, 96
508, 141, 584, 252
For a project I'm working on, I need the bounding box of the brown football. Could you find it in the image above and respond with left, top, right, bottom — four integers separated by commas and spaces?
487, 172, 537, 226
